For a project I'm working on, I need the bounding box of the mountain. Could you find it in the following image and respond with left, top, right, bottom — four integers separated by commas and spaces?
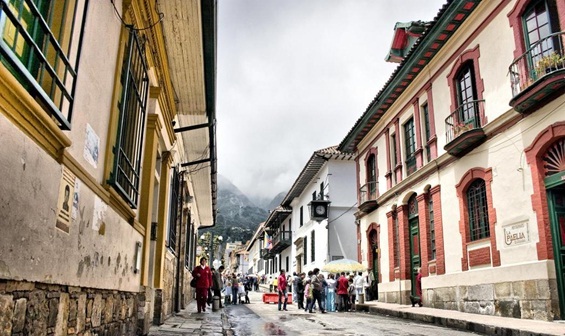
248, 191, 285, 211
204, 175, 269, 245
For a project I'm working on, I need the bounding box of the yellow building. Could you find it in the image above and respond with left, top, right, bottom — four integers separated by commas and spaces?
0, 0, 217, 333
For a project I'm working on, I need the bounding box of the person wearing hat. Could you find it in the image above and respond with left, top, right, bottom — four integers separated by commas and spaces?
212, 265, 225, 308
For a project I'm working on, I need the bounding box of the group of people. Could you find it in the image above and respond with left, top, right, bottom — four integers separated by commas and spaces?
191, 257, 259, 313
275, 269, 369, 313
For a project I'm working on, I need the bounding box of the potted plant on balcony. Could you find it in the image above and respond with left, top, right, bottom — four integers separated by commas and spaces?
454, 122, 473, 137
535, 52, 565, 76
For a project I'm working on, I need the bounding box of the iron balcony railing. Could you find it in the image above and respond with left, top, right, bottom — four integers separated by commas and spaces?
272, 230, 292, 248
509, 31, 565, 97
359, 181, 378, 204
445, 100, 485, 143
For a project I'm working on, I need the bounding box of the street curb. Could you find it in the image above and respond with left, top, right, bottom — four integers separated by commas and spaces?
356, 304, 555, 336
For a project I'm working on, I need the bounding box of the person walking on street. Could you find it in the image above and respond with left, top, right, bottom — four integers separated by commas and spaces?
212, 265, 224, 308
278, 269, 289, 311
192, 257, 212, 313
310, 268, 326, 313
296, 272, 305, 309
231, 274, 239, 305
354, 271, 364, 302
326, 273, 337, 312
336, 272, 349, 312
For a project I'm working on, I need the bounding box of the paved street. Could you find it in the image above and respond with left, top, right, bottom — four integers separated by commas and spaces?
149, 289, 482, 335
226, 291, 479, 336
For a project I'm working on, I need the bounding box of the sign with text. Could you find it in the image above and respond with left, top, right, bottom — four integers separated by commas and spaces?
503, 221, 529, 247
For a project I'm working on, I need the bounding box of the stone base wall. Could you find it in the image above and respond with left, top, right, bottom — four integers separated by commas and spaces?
425, 279, 560, 321
380, 289, 411, 305
0, 280, 141, 336
154, 254, 177, 325
181, 268, 193, 308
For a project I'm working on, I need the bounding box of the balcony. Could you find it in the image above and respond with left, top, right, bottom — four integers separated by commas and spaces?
444, 100, 486, 157
260, 248, 275, 260
271, 230, 292, 254
509, 32, 565, 114
359, 181, 379, 213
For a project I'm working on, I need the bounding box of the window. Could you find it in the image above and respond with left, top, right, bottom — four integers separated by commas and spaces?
456, 62, 478, 125
167, 168, 180, 253
311, 231, 315, 262
404, 118, 416, 175
289, 219, 291, 232
391, 134, 398, 184
523, 0, 559, 65
366, 152, 377, 200
285, 256, 289, 272
428, 196, 436, 260
300, 206, 303, 226
320, 182, 324, 200
303, 236, 307, 264
422, 103, 432, 162
0, 0, 87, 129
108, 29, 149, 208
467, 179, 490, 241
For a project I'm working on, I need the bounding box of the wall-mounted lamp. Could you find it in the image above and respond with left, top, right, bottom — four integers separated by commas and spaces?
134, 241, 142, 274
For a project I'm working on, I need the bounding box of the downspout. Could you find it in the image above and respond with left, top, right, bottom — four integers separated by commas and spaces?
174, 171, 185, 312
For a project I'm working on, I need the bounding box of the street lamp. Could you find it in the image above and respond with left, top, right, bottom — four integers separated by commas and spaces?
198, 232, 224, 267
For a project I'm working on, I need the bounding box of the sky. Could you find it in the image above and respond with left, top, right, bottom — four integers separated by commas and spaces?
216, 0, 446, 201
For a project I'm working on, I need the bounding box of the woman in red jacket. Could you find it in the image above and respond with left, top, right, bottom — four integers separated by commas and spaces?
192, 257, 213, 313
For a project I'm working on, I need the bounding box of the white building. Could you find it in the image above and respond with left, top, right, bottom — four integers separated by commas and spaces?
261, 146, 357, 277
338, 0, 565, 321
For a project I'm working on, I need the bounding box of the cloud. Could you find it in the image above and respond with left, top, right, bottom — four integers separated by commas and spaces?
217, 0, 446, 199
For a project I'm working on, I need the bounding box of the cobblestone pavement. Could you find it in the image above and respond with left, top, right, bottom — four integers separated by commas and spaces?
148, 288, 565, 336
148, 299, 233, 336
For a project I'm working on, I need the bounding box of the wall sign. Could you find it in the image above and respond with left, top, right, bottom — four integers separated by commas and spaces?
503, 221, 529, 247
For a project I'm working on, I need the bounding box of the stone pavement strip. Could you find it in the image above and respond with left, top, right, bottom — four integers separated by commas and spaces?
148, 300, 233, 336
356, 301, 565, 336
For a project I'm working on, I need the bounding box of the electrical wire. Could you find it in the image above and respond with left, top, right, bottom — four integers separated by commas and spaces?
110, 0, 164, 31
328, 202, 359, 224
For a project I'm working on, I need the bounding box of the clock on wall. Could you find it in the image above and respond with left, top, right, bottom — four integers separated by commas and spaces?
309, 199, 330, 221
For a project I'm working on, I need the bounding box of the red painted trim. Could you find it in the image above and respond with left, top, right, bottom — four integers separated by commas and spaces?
456, 168, 500, 271
524, 121, 565, 261
387, 211, 396, 282
355, 157, 361, 206
413, 100, 423, 169
430, 185, 445, 275
397, 205, 411, 280
394, 119, 402, 183
391, 28, 408, 50
446, 45, 487, 125
366, 223, 382, 284
416, 193, 429, 277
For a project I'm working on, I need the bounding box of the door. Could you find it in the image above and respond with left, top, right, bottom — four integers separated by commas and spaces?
407, 195, 420, 297
369, 230, 379, 300
548, 182, 565, 318
409, 217, 421, 297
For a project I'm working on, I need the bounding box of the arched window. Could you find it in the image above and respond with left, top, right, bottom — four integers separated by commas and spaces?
456, 62, 478, 124
466, 179, 490, 241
